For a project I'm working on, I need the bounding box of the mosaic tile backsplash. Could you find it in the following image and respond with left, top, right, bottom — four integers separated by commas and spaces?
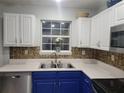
10, 47, 93, 59
10, 47, 124, 70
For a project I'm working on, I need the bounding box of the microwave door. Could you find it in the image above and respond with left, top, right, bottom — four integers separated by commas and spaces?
119, 31, 124, 48
111, 32, 120, 47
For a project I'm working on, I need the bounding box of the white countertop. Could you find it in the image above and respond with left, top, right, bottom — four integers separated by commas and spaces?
0, 59, 124, 79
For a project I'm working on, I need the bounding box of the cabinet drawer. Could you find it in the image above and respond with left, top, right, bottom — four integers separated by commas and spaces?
57, 71, 81, 79
32, 72, 57, 79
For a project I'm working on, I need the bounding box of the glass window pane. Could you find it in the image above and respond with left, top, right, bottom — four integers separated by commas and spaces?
52, 29, 60, 35
42, 29, 51, 35
41, 20, 70, 51
52, 44, 56, 50
61, 29, 69, 35
61, 22, 70, 29
42, 21, 51, 28
42, 44, 51, 50
42, 37, 51, 43
61, 45, 69, 50
62, 38, 69, 43
52, 37, 57, 43
51, 22, 60, 28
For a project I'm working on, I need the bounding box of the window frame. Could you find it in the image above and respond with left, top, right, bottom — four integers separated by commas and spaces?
40, 20, 72, 54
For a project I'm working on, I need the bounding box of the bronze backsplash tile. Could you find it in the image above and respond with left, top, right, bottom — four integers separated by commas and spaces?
10, 47, 93, 59
93, 49, 124, 70
10, 47, 124, 70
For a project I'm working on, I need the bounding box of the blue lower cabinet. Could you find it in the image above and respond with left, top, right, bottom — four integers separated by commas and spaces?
58, 80, 80, 93
33, 80, 56, 93
83, 79, 93, 93
81, 72, 93, 93
32, 71, 93, 93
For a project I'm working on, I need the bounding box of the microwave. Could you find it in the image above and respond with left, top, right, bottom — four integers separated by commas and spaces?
110, 24, 124, 53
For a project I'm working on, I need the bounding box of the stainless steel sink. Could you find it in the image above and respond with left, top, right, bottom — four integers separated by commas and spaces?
57, 63, 74, 68
40, 63, 57, 68
40, 63, 74, 69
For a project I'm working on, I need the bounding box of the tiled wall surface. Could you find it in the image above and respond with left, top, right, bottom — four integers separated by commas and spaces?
93, 49, 124, 70
10, 47, 93, 59
10, 47, 124, 70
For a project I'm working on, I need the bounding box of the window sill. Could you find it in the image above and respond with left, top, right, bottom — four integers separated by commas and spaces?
39, 50, 72, 55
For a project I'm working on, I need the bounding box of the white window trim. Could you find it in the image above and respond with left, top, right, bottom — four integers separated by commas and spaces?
40, 20, 72, 55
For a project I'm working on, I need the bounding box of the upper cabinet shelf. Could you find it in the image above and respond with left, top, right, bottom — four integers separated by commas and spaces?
3, 13, 37, 47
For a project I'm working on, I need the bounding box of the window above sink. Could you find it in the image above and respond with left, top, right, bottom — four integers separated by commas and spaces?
40, 20, 72, 54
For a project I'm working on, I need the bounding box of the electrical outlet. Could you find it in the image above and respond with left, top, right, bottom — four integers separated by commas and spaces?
111, 55, 115, 61
82, 50, 86, 55
24, 50, 29, 55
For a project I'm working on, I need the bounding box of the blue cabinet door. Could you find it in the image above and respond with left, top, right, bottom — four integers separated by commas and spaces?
83, 79, 93, 93
80, 72, 93, 93
58, 79, 80, 93
33, 80, 56, 93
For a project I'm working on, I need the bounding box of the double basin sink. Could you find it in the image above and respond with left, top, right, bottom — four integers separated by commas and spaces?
40, 62, 74, 69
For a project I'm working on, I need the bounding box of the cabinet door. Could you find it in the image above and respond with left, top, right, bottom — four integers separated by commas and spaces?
4, 13, 19, 46
99, 9, 113, 51
115, 3, 124, 25
58, 79, 79, 93
81, 73, 93, 93
79, 18, 91, 47
83, 79, 93, 93
71, 20, 80, 47
33, 80, 55, 93
90, 8, 114, 51
72, 18, 91, 48
90, 15, 101, 49
20, 14, 35, 46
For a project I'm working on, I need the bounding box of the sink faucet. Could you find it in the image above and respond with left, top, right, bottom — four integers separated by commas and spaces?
51, 52, 58, 64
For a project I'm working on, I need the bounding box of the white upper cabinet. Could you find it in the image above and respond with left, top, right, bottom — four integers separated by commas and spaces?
90, 8, 114, 51
4, 13, 36, 47
4, 13, 19, 46
72, 17, 91, 48
115, 2, 124, 25
20, 14, 35, 46
90, 14, 101, 49
99, 8, 114, 51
